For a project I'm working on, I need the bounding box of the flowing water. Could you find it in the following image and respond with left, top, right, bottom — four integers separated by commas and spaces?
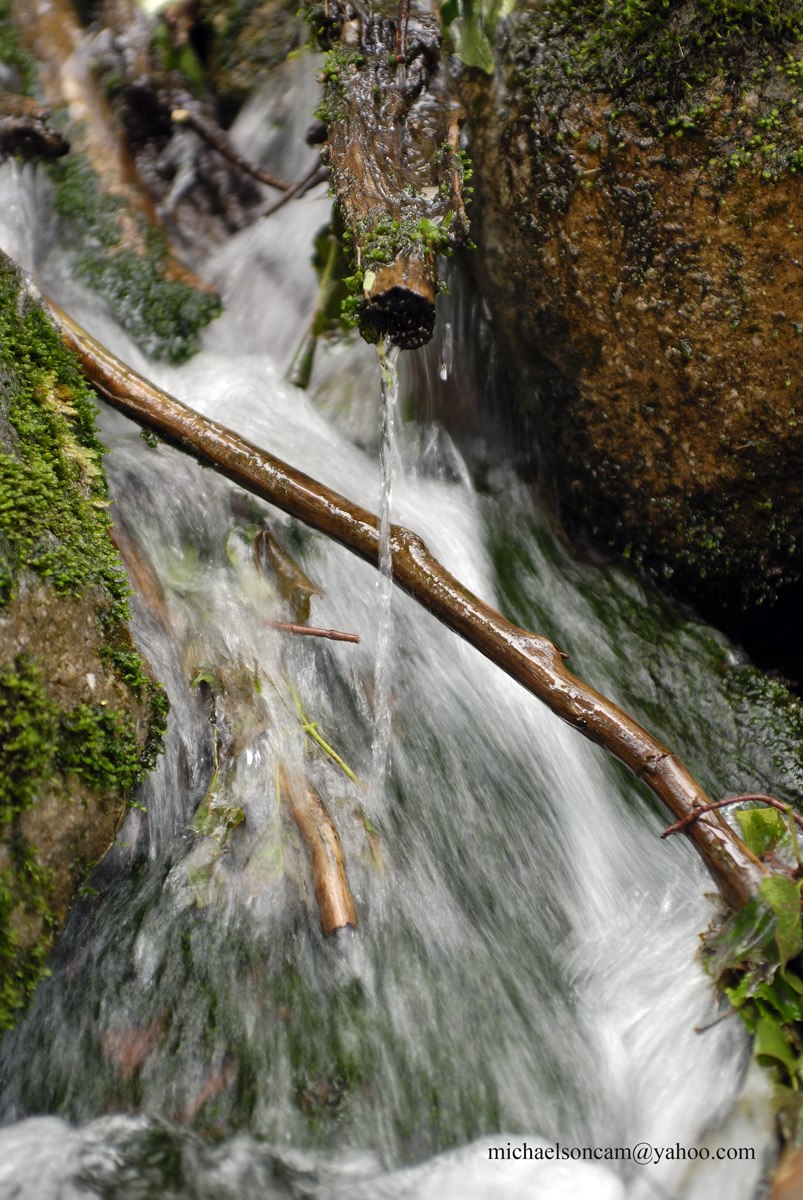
0, 54, 800, 1200
370, 341, 402, 802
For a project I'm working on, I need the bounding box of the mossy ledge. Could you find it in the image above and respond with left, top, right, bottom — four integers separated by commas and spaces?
48, 154, 221, 367
0, 251, 167, 1031
464, 0, 803, 632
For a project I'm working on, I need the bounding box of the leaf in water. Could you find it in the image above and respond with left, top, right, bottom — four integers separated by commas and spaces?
754, 1013, 800, 1077
703, 894, 777, 977
760, 875, 803, 967
191, 666, 220, 690
254, 529, 323, 623
736, 807, 787, 858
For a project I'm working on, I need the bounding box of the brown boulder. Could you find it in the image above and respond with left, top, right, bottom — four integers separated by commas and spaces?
465, 1, 803, 625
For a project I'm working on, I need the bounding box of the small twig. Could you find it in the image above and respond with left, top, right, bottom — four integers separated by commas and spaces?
261, 161, 327, 217
286, 679, 360, 785
171, 105, 292, 191
396, 0, 410, 61
267, 619, 359, 643
694, 1007, 740, 1035
662, 794, 803, 839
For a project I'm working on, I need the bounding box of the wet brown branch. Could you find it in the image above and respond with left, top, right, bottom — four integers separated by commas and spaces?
267, 620, 360, 643
50, 300, 768, 909
312, 0, 470, 347
662, 795, 803, 840
280, 769, 358, 935
170, 105, 292, 192
261, 161, 327, 217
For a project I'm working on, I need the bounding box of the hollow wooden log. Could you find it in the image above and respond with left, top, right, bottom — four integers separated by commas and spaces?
50, 299, 768, 910
280, 769, 358, 935
313, 0, 470, 347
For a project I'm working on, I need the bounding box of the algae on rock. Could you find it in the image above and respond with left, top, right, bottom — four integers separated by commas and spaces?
0, 252, 166, 1030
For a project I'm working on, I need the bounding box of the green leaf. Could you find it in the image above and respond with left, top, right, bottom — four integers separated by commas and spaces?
760, 875, 803, 967
725, 971, 764, 1008
449, 18, 495, 73
754, 975, 803, 1023
736, 807, 787, 857
754, 1013, 800, 1077
781, 967, 803, 995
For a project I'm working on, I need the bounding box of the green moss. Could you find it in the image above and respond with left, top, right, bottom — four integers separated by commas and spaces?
0, 254, 168, 1030
0, 656, 60, 827
541, 0, 802, 100
314, 44, 368, 124
518, 0, 803, 181
0, 0, 35, 94
48, 156, 220, 365
58, 704, 145, 794
0, 253, 130, 614
206, 0, 301, 120
0, 653, 165, 1030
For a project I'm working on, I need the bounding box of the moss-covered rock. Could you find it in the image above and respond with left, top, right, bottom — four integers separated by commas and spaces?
202, 0, 303, 123
0, 251, 167, 1030
0, 0, 220, 364
465, 0, 803, 623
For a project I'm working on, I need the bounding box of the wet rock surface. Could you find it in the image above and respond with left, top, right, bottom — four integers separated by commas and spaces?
0, 254, 165, 1029
464, 1, 803, 664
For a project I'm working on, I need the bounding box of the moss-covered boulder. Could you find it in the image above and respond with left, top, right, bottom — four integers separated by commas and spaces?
465, 0, 803, 625
0, 252, 166, 1031
198, 0, 303, 122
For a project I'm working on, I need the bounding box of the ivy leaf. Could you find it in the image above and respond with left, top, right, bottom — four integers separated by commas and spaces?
736, 807, 787, 858
760, 875, 803, 967
754, 1013, 800, 1078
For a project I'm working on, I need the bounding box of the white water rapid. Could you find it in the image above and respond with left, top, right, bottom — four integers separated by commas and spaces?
0, 50, 790, 1200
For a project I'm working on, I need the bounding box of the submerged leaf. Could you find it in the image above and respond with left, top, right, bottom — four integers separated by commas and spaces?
703, 894, 777, 977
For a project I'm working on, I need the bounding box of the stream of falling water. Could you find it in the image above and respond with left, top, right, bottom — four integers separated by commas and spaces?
0, 54, 798, 1200
370, 341, 402, 802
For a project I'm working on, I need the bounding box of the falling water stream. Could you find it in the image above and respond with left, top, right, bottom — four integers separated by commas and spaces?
0, 54, 799, 1200
370, 341, 402, 801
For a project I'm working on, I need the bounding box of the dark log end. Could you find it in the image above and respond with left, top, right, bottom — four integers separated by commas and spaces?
361, 284, 436, 349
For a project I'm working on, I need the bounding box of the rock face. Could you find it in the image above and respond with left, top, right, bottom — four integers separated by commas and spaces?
465, 0, 803, 629
0, 254, 166, 1030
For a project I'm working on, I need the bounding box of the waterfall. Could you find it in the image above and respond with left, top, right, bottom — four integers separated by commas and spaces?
0, 55, 789, 1200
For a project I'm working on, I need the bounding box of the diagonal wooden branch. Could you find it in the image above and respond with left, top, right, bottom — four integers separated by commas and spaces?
48, 299, 767, 909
